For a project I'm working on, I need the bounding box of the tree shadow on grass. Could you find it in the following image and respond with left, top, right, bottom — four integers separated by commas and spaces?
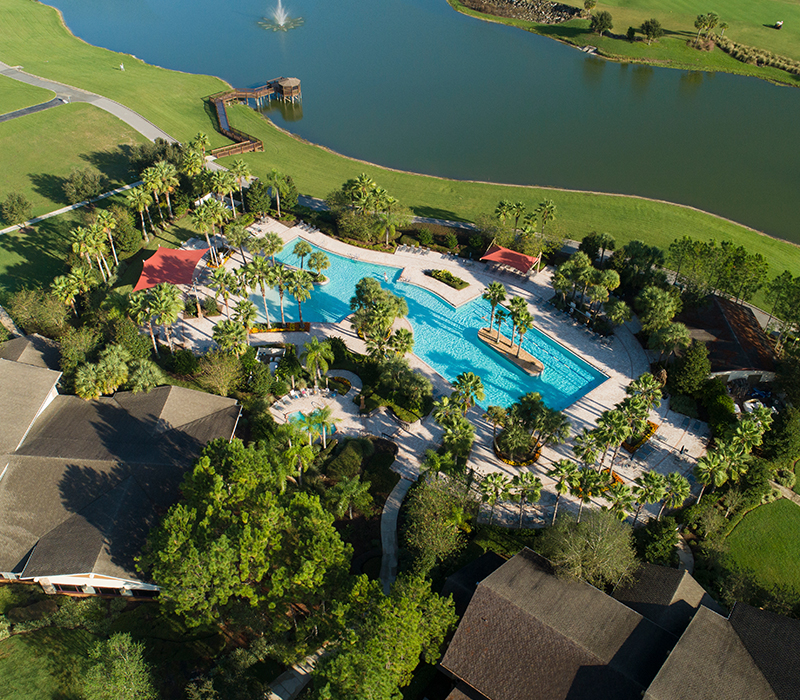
79, 144, 138, 184
411, 205, 471, 224
28, 172, 70, 207
536, 24, 590, 41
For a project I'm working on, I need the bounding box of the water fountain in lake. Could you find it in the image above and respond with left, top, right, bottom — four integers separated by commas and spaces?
259, 0, 304, 31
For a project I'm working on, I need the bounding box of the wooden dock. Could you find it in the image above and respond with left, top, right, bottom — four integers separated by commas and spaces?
478, 328, 544, 375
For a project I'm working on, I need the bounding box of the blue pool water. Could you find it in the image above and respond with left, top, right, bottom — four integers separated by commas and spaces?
253, 240, 606, 410
290, 409, 338, 433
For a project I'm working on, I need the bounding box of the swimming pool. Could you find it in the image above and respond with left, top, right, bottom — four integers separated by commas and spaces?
252, 240, 607, 410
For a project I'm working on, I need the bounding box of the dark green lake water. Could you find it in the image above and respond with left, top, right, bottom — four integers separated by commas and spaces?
46, 0, 800, 242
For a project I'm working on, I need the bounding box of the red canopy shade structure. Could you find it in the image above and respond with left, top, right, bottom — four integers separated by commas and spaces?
480, 244, 539, 274
133, 247, 209, 292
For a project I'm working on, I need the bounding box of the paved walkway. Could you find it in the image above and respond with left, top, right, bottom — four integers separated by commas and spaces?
0, 61, 176, 142
0, 96, 62, 122
265, 648, 325, 700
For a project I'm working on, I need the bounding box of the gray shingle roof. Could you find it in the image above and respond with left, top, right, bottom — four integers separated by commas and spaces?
441, 551, 506, 616
0, 334, 61, 371
440, 549, 675, 700
0, 358, 60, 455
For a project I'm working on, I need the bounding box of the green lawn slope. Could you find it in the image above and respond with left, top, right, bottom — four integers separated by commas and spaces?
0, 74, 54, 114
0, 0, 229, 146
0, 102, 147, 218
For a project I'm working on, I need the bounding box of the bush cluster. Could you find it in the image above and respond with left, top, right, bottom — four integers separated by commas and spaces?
716, 35, 800, 76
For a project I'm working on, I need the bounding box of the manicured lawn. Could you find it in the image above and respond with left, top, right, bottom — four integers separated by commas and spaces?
0, 0, 229, 146
0, 74, 54, 115
0, 102, 147, 218
448, 0, 800, 84
0, 627, 96, 700
726, 498, 800, 595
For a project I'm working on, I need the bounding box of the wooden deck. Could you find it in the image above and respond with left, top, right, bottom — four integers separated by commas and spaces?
478, 328, 544, 375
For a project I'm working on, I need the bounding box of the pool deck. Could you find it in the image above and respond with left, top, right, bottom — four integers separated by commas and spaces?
167, 215, 709, 526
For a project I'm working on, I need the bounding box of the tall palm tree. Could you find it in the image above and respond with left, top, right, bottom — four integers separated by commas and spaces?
51, 274, 80, 316
225, 222, 251, 265
632, 471, 667, 526
694, 450, 728, 503
604, 481, 635, 521
284, 434, 315, 487
510, 201, 527, 232
605, 299, 632, 327
128, 290, 158, 353
259, 231, 284, 266
508, 297, 528, 348
533, 407, 571, 451
548, 459, 580, 525
389, 327, 414, 357
154, 161, 179, 219
573, 428, 602, 469
271, 265, 292, 325
308, 250, 330, 280
191, 131, 210, 156
313, 405, 340, 449
452, 371, 485, 413
142, 166, 164, 223
483, 405, 507, 441
182, 149, 204, 178
494, 308, 508, 343
287, 269, 313, 324
244, 255, 275, 328
328, 475, 372, 520
191, 203, 218, 266
71, 226, 96, 273
125, 186, 152, 242
233, 299, 258, 331
482, 282, 507, 330
229, 159, 251, 212
264, 169, 289, 218
213, 318, 249, 355
511, 471, 542, 528
209, 267, 237, 318
515, 310, 534, 357
95, 209, 119, 266
626, 373, 663, 412
211, 169, 238, 218
494, 199, 513, 226
480, 472, 511, 526
433, 395, 461, 426
596, 409, 632, 466
293, 239, 313, 269
571, 467, 605, 523
301, 337, 334, 390
535, 199, 557, 235
658, 472, 690, 520
149, 283, 183, 353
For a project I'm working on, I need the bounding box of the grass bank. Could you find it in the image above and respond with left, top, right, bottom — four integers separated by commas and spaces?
220, 104, 800, 282
0, 74, 54, 114
0, 102, 147, 218
726, 498, 800, 595
446, 0, 800, 86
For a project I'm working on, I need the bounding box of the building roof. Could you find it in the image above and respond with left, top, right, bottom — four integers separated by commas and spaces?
644, 606, 779, 700
613, 563, 726, 637
440, 549, 675, 700
480, 245, 539, 274
0, 333, 61, 371
441, 551, 506, 616
677, 295, 775, 375
0, 383, 239, 580
0, 358, 61, 455
132, 246, 208, 292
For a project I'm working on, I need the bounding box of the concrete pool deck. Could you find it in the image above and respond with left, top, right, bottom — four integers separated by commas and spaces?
165, 215, 709, 525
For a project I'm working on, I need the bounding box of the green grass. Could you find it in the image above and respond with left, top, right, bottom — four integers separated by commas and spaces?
447, 0, 800, 85
0, 74, 54, 115
0, 0, 230, 146
726, 498, 800, 594
0, 102, 147, 219
0, 627, 96, 700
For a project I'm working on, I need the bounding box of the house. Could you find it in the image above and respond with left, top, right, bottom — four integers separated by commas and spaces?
439, 549, 800, 700
0, 357, 240, 596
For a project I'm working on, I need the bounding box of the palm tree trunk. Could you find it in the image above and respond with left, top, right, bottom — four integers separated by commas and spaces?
657, 501, 666, 520
298, 300, 304, 324
279, 291, 286, 324
164, 324, 174, 353
148, 322, 158, 354
138, 211, 150, 243
633, 504, 643, 526
165, 192, 173, 220
552, 494, 560, 525
275, 189, 282, 218
260, 286, 271, 328
224, 296, 231, 319
577, 499, 585, 523
95, 255, 107, 282
154, 193, 164, 222
107, 233, 119, 265
696, 484, 705, 504
229, 192, 237, 217
519, 501, 524, 529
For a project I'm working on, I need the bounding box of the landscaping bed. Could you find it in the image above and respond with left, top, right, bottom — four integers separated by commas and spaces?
426, 269, 469, 290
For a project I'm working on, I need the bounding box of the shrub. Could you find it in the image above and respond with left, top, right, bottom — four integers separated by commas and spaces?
197, 350, 241, 396
669, 394, 698, 419
203, 297, 221, 316
428, 269, 468, 290
337, 210, 375, 243
64, 168, 105, 204
8, 287, 69, 338
1, 192, 32, 225
418, 228, 434, 246
272, 378, 289, 397
634, 516, 679, 567
670, 341, 710, 396
110, 317, 151, 360
171, 348, 199, 376
444, 232, 458, 250
327, 439, 365, 481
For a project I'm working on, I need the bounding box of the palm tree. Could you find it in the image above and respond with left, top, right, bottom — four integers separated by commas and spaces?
191, 131, 211, 156
535, 199, 557, 235
389, 328, 414, 357
573, 428, 602, 469
649, 322, 691, 362
510, 201, 527, 232
96, 345, 131, 394
259, 231, 284, 265
420, 449, 455, 481
125, 186, 152, 243
312, 405, 339, 449
480, 472, 511, 526
95, 209, 119, 266
128, 290, 158, 353
301, 337, 334, 390
548, 459, 580, 525
433, 395, 461, 426
182, 149, 204, 178
225, 222, 252, 265
658, 472, 690, 520
632, 471, 667, 525
296, 411, 320, 446
229, 159, 251, 212
494, 308, 508, 343
272, 265, 290, 325
244, 255, 275, 328
482, 282, 507, 330
515, 310, 534, 357
211, 169, 238, 218
494, 199, 514, 226
533, 407, 571, 451
605, 299, 632, 327
128, 358, 166, 393
209, 267, 237, 318
596, 409, 632, 466
627, 372, 663, 411
51, 274, 80, 316
293, 239, 313, 269
452, 372, 485, 413
328, 475, 372, 520
511, 471, 542, 528
287, 269, 313, 323
142, 166, 164, 223
308, 250, 330, 280
571, 467, 605, 523
483, 405, 507, 441
214, 318, 249, 355
149, 283, 183, 353
508, 297, 528, 348
74, 363, 102, 400
264, 169, 289, 218
154, 161, 179, 220
233, 299, 258, 331
694, 451, 727, 503
604, 481, 636, 521
284, 434, 315, 487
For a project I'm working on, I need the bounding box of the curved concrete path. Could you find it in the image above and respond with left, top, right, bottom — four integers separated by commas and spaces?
0, 96, 62, 123
0, 61, 176, 143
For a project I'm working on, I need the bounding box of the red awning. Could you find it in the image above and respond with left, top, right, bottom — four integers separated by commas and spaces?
480, 244, 539, 274
133, 247, 209, 292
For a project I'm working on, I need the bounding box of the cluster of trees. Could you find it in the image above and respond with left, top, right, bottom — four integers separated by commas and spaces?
552, 250, 624, 325
433, 371, 486, 462
326, 174, 410, 246
482, 281, 536, 354
489, 198, 562, 264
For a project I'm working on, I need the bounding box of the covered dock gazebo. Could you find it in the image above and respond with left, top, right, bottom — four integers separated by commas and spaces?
133, 246, 209, 292
480, 244, 539, 274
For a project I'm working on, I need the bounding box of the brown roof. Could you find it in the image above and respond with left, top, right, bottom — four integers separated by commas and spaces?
0, 359, 60, 455
440, 549, 675, 700
613, 564, 726, 637
0, 334, 61, 371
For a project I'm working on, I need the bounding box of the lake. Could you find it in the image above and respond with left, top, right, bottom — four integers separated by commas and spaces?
45, 0, 800, 243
